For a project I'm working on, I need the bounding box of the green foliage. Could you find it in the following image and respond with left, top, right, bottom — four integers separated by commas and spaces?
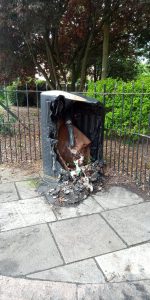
35, 79, 47, 89
0, 87, 12, 106
5, 78, 46, 106
0, 112, 16, 135
0, 90, 5, 102
108, 54, 139, 81
87, 76, 150, 137
6, 83, 18, 105
137, 64, 150, 77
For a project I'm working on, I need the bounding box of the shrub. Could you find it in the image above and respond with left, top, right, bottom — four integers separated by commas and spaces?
87, 76, 150, 137
0, 87, 12, 106
0, 90, 5, 101
6, 78, 46, 106
0, 112, 16, 135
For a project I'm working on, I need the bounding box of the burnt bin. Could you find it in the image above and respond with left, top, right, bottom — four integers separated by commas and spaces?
41, 91, 105, 180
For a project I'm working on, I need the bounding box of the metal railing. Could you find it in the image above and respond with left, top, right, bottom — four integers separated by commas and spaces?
0, 82, 149, 190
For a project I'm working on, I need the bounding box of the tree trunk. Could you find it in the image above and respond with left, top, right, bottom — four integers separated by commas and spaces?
71, 64, 77, 91
37, 63, 54, 89
79, 31, 93, 92
55, 38, 67, 83
44, 35, 61, 89
23, 35, 54, 89
101, 23, 110, 80
94, 64, 97, 82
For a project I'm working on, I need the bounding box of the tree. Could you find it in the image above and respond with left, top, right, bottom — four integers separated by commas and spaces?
100, 0, 150, 79
0, 0, 149, 89
0, 1, 36, 82
0, 0, 70, 86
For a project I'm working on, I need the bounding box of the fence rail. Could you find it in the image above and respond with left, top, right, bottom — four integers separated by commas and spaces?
0, 83, 149, 190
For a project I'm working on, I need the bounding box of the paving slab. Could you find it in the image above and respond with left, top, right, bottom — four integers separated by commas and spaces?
78, 281, 150, 300
54, 198, 103, 220
95, 186, 144, 210
102, 202, 150, 245
15, 180, 40, 199
96, 243, 150, 282
28, 258, 105, 284
50, 214, 125, 263
0, 224, 63, 276
0, 197, 56, 232
0, 182, 18, 203
0, 276, 77, 300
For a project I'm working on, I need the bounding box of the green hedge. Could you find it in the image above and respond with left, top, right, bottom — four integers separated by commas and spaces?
5, 78, 46, 106
87, 76, 150, 136
0, 112, 16, 135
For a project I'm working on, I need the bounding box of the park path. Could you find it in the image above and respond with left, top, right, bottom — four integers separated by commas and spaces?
0, 166, 150, 299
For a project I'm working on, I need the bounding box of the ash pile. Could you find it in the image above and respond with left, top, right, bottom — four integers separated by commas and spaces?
49, 159, 104, 205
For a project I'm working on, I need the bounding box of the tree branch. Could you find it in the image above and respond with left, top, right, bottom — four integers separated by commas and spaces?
44, 32, 61, 88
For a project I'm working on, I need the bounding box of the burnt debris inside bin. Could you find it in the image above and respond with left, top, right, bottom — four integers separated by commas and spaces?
41, 91, 105, 205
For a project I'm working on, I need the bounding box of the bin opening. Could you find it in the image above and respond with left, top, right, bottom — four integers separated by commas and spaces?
50, 95, 93, 172
57, 120, 91, 171
48, 95, 104, 172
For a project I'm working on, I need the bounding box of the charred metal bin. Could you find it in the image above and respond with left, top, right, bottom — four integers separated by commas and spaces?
41, 91, 105, 180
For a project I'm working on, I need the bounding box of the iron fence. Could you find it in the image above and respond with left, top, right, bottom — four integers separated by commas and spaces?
0, 82, 149, 190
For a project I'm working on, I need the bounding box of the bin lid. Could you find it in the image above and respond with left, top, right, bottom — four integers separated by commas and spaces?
41, 90, 100, 105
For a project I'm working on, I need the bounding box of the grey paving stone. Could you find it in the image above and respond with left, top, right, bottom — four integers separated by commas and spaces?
96, 243, 150, 282
37, 179, 58, 195
15, 180, 40, 199
0, 224, 63, 276
50, 214, 125, 263
0, 182, 18, 203
0, 197, 56, 232
0, 276, 77, 300
78, 281, 150, 300
102, 202, 150, 245
28, 258, 105, 284
95, 186, 143, 210
54, 198, 103, 220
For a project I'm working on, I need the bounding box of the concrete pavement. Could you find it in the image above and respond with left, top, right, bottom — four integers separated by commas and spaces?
0, 174, 150, 299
